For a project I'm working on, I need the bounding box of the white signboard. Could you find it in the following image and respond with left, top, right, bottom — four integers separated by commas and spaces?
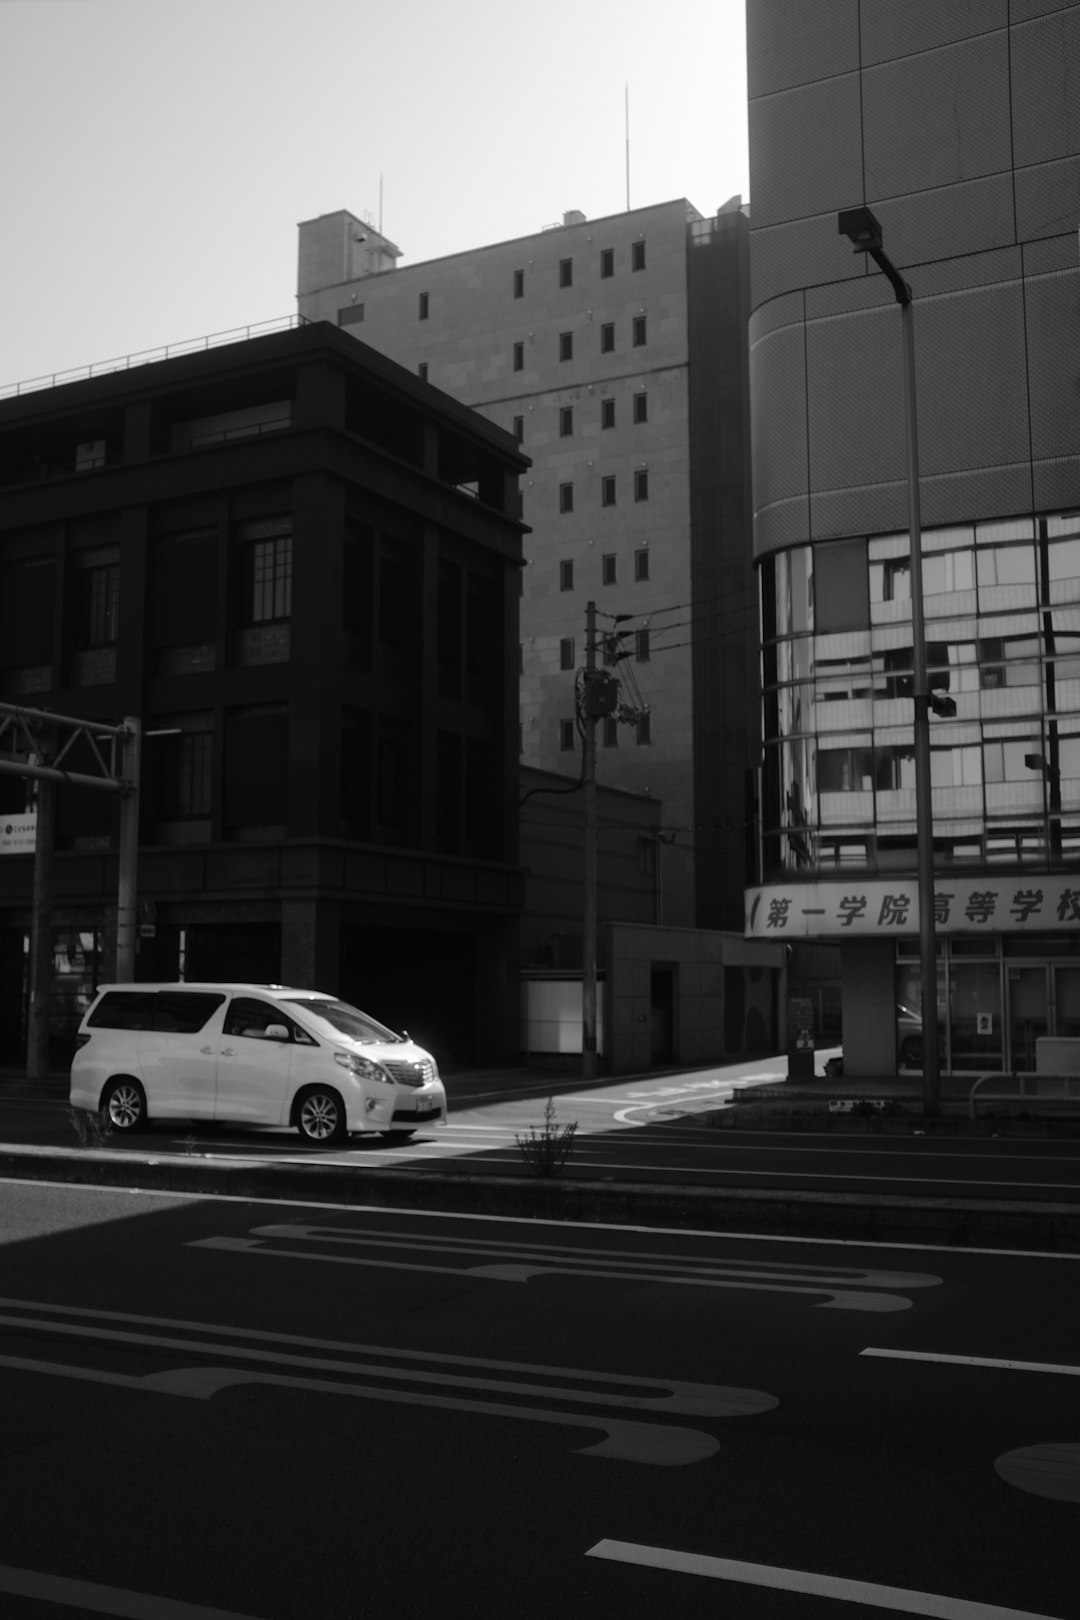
745, 874, 1080, 939
0, 813, 37, 853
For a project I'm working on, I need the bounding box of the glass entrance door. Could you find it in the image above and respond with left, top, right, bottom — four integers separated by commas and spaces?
1006, 966, 1048, 1071
1052, 967, 1080, 1038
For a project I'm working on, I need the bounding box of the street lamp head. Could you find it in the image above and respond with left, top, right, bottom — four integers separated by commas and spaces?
838, 206, 883, 253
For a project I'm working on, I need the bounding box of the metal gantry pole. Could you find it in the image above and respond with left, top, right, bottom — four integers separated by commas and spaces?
115, 715, 142, 982
582, 602, 599, 1080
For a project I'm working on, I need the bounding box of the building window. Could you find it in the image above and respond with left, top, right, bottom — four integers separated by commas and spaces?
634, 469, 649, 502
602, 553, 617, 585
559, 482, 574, 514
559, 331, 573, 362
632, 240, 646, 271
155, 720, 214, 820
600, 323, 615, 353
560, 719, 576, 751
559, 258, 573, 288
76, 558, 119, 648
635, 628, 650, 661
633, 391, 648, 423
418, 362, 429, 382
246, 527, 292, 623
601, 398, 615, 429
559, 406, 573, 437
513, 341, 524, 371
419, 291, 429, 320
603, 716, 618, 747
637, 711, 651, 744
559, 559, 574, 591
513, 415, 524, 443
632, 315, 647, 346
634, 547, 650, 582
560, 637, 575, 670
513, 268, 524, 298
600, 247, 614, 278
601, 475, 616, 508
337, 303, 364, 326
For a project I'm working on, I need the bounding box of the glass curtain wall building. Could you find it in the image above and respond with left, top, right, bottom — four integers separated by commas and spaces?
745, 0, 1080, 1076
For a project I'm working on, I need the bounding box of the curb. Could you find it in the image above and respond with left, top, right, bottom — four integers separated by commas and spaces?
2, 1144, 1080, 1253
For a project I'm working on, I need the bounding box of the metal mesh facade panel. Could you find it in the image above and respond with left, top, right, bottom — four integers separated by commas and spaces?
749, 75, 864, 230
1011, 9, 1080, 167
746, 0, 859, 98
863, 33, 1012, 201
912, 282, 1030, 477
806, 306, 908, 495
750, 315, 809, 531
1025, 267, 1080, 460
869, 173, 1015, 266
751, 214, 867, 307
860, 0, 1007, 64
1016, 156, 1080, 241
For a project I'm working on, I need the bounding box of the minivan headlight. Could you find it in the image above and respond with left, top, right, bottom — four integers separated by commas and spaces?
334, 1051, 392, 1084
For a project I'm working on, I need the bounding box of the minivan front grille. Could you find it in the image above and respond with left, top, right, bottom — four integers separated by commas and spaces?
382, 1058, 435, 1088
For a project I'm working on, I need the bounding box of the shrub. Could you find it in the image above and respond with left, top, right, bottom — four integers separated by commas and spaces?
515, 1096, 578, 1177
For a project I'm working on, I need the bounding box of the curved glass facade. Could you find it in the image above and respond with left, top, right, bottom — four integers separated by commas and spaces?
760, 514, 1080, 881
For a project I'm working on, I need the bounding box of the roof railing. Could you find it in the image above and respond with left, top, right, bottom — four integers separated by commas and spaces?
0, 314, 312, 401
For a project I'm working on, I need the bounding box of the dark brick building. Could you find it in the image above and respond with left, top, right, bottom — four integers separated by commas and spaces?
0, 320, 528, 1066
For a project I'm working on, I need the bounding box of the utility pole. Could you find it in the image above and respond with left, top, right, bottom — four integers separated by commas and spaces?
582, 602, 599, 1080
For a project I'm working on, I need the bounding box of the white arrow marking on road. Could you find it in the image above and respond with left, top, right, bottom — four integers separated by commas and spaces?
0, 1349, 717, 1466
585, 1541, 1067, 1618
189, 1223, 940, 1311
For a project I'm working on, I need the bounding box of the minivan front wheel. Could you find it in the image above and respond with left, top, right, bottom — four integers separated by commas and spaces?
296, 1087, 347, 1146
101, 1078, 147, 1133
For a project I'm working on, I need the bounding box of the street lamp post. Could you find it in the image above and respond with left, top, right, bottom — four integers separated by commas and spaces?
838, 207, 942, 1116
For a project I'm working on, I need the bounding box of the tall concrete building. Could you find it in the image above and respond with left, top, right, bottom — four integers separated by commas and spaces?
745, 1, 1080, 1074
298, 199, 757, 931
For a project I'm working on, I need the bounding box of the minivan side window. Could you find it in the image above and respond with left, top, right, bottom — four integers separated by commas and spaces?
88, 991, 156, 1030
223, 997, 313, 1043
153, 992, 226, 1033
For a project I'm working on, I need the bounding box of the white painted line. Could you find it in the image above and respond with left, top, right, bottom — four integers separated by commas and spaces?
0, 1561, 265, 1618
2, 1176, 1079, 1260
862, 1347, 1080, 1377
585, 1540, 1065, 1618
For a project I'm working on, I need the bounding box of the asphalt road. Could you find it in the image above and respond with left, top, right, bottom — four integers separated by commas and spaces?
3, 1058, 1080, 1204
0, 1181, 1077, 1619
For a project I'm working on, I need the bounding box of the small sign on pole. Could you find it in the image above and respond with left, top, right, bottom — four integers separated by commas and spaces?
788, 995, 816, 1079
0, 813, 37, 853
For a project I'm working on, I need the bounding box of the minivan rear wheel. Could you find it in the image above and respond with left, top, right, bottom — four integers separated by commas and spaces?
101, 1078, 147, 1133
295, 1087, 347, 1146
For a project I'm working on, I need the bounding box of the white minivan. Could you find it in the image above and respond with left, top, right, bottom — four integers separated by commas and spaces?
70, 982, 446, 1146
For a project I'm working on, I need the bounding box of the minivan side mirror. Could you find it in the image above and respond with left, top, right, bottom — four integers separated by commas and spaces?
264, 1024, 290, 1041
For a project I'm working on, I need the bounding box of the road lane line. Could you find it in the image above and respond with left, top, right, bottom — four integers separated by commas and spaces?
4, 1176, 1080, 1260
0, 1563, 266, 1619
862, 1348, 1080, 1377
585, 1540, 1066, 1618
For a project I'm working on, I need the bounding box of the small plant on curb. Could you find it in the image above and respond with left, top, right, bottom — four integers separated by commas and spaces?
67, 1106, 113, 1151
515, 1096, 578, 1177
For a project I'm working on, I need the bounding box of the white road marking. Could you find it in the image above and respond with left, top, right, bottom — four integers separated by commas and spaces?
0, 1563, 265, 1619
189, 1222, 940, 1311
862, 1348, 1080, 1377
996, 1444, 1080, 1503
585, 1540, 1066, 1618
0, 1298, 773, 1465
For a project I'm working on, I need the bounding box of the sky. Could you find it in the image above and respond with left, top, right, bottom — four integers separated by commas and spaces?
0, 0, 750, 389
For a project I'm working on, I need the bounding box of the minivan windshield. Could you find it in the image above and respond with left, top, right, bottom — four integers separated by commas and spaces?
283, 998, 404, 1045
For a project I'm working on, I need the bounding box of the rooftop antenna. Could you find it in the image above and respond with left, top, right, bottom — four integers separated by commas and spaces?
625, 84, 631, 211
379, 173, 383, 238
